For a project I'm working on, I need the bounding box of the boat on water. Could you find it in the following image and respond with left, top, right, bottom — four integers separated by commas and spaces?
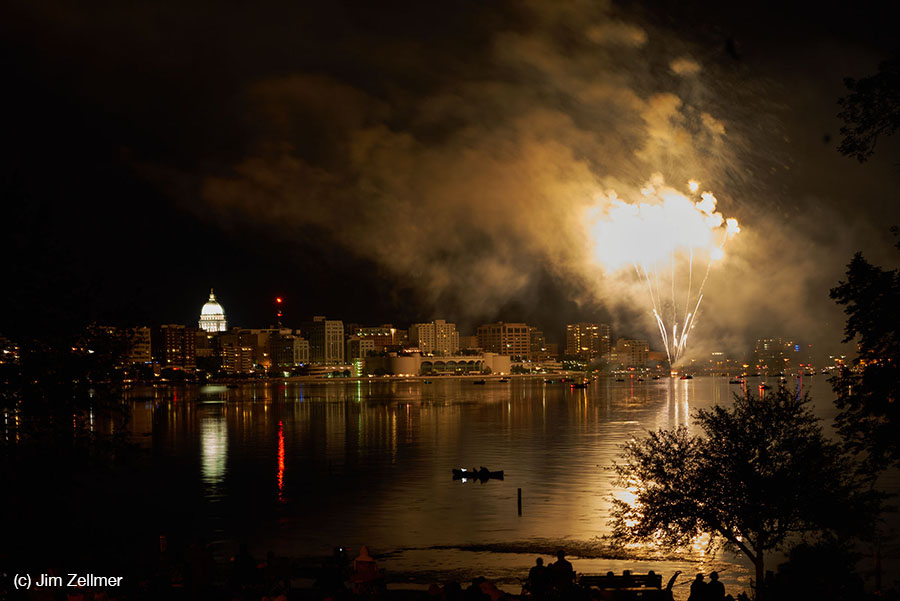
570, 382, 588, 389
729, 379, 744, 384
759, 383, 772, 390
452, 467, 504, 481
498, 378, 510, 383
473, 379, 487, 385
615, 378, 625, 382
680, 375, 693, 380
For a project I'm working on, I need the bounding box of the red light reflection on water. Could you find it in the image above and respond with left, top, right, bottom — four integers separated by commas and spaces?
277, 420, 285, 502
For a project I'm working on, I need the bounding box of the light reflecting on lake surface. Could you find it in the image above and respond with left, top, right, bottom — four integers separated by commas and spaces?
124, 376, 827, 594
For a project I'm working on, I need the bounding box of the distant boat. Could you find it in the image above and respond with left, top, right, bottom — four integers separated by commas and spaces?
729, 379, 744, 384
545, 379, 556, 384
615, 378, 625, 382
473, 379, 487, 385
424, 380, 433, 384
499, 378, 510, 383
680, 375, 693, 380
226, 383, 239, 389
453, 467, 504, 481
570, 382, 588, 389
759, 383, 772, 390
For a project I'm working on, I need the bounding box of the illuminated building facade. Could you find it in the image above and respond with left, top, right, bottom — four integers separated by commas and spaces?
153, 324, 197, 369
476, 322, 531, 359
611, 338, 649, 367
129, 326, 152, 364
198, 289, 227, 332
410, 319, 459, 355
304, 316, 345, 364
565, 322, 611, 359
346, 337, 375, 360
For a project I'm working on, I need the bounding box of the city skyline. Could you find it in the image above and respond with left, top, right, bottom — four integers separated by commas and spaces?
3, 2, 900, 362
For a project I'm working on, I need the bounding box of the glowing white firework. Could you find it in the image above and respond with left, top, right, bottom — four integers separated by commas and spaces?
588, 175, 739, 365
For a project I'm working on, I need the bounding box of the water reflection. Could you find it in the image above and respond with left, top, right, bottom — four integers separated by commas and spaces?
200, 409, 228, 498
120, 377, 830, 590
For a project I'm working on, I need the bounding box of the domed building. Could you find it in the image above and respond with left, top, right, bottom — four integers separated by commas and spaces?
198, 289, 227, 332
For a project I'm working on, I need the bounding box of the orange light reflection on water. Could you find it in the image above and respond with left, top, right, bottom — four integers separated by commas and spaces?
277, 420, 285, 502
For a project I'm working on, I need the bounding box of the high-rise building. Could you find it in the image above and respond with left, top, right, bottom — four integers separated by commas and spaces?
346, 336, 376, 361
129, 326, 152, 364
529, 327, 557, 361
198, 289, 227, 333
221, 342, 254, 374
612, 338, 649, 367
565, 322, 611, 359
351, 325, 401, 351
410, 319, 460, 355
152, 325, 196, 369
754, 338, 786, 371
303, 316, 345, 364
271, 333, 310, 367
476, 322, 531, 359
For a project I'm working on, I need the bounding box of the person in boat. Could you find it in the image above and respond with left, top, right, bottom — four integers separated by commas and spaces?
526, 557, 550, 599
688, 573, 706, 601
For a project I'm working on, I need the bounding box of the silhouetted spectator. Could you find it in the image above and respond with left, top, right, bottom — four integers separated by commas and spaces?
549, 550, 574, 591
666, 570, 682, 592
688, 573, 706, 601
527, 558, 550, 598
231, 543, 259, 590
708, 571, 725, 600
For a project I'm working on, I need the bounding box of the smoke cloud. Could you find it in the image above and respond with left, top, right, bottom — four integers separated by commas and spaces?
194, 0, 886, 360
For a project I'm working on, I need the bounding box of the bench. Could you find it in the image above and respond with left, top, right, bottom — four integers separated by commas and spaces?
579, 573, 662, 589
579, 572, 672, 599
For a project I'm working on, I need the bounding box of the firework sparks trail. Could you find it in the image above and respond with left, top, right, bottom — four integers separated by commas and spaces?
589, 175, 740, 366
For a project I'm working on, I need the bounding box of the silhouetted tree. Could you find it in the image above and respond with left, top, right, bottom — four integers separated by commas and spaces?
611, 389, 877, 600
838, 57, 900, 163
830, 236, 900, 472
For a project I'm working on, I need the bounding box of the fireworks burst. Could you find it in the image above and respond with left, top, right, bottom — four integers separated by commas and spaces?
588, 175, 739, 366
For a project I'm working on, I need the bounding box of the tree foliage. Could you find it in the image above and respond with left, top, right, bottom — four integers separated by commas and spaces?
830, 242, 900, 471
838, 57, 900, 163
611, 389, 876, 598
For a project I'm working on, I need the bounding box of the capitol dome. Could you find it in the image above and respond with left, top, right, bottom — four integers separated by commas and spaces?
198, 289, 227, 332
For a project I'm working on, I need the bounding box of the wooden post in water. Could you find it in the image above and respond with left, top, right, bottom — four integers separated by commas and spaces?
517, 488, 522, 515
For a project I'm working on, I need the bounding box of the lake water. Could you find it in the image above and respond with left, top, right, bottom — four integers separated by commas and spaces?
117, 374, 832, 597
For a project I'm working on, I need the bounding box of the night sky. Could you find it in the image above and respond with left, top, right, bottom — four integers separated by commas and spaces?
2, 1, 899, 353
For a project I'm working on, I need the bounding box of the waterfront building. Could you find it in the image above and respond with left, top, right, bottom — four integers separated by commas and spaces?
409, 319, 459, 355
611, 338, 649, 367
346, 336, 375, 361
351, 324, 400, 351
529, 327, 558, 361
363, 351, 511, 376
198, 289, 227, 333
152, 324, 196, 369
565, 322, 611, 359
221, 341, 254, 374
459, 335, 481, 351
129, 326, 152, 364
271, 333, 310, 367
303, 316, 345, 364
754, 338, 786, 372
476, 322, 531, 359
